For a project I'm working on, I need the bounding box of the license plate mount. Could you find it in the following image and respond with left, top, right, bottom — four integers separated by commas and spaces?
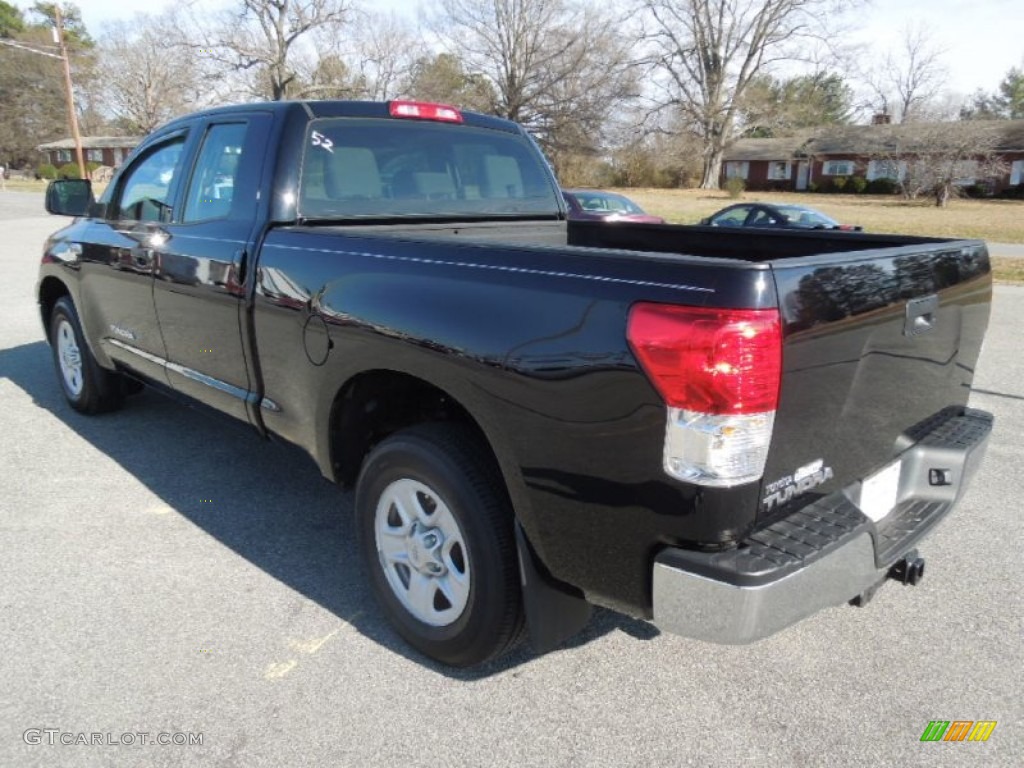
860, 461, 901, 523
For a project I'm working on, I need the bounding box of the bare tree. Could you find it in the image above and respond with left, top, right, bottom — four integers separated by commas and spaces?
639, 0, 855, 189
301, 10, 417, 100
193, 0, 354, 101
868, 121, 1007, 207
346, 11, 416, 101
864, 24, 948, 123
96, 12, 207, 134
611, 130, 705, 187
425, 0, 637, 162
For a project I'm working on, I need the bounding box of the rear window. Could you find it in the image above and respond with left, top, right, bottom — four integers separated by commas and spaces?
298, 118, 560, 220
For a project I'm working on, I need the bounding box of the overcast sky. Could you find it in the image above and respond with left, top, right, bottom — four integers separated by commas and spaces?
29, 0, 1024, 102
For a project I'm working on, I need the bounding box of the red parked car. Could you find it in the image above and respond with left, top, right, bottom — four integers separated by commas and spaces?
562, 189, 665, 223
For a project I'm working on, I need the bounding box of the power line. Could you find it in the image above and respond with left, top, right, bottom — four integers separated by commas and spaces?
0, 38, 65, 60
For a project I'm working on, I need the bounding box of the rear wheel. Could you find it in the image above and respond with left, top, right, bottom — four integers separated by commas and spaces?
49, 296, 123, 414
355, 424, 523, 667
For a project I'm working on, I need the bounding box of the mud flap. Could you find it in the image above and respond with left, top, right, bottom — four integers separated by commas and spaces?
515, 523, 592, 653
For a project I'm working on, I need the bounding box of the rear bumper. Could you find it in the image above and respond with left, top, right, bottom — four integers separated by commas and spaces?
652, 407, 993, 644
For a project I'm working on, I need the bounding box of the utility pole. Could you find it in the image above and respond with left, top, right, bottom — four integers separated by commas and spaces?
54, 5, 86, 180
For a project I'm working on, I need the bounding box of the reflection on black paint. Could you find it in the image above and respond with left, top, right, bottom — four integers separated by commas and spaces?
785, 246, 990, 333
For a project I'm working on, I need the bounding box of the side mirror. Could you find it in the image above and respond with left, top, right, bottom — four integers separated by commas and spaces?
698, 217, 710, 225
45, 179, 95, 217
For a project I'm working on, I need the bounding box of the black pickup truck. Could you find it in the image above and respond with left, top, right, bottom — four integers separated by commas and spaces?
39, 100, 993, 667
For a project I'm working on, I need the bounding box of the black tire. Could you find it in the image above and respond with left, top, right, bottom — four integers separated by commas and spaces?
49, 296, 124, 414
355, 423, 523, 667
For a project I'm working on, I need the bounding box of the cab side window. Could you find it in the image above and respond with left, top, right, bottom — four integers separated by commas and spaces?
748, 208, 777, 226
115, 138, 186, 222
183, 123, 248, 223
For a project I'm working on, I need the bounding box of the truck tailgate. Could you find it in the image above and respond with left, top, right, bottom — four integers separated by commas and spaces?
763, 241, 992, 520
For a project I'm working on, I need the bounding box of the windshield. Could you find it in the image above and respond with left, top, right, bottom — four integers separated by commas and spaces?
298, 118, 560, 220
776, 205, 838, 228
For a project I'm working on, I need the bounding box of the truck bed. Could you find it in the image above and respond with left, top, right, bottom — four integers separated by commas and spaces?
306, 218, 954, 262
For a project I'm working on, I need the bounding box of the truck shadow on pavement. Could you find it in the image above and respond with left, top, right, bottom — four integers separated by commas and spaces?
0, 340, 659, 679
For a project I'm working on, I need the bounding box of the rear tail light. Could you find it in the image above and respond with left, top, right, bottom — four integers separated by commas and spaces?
389, 101, 463, 123
627, 303, 782, 487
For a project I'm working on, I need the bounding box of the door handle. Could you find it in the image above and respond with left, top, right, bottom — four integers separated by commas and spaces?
904, 294, 938, 336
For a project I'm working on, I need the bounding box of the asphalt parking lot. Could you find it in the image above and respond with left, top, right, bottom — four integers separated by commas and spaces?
1, 191, 1021, 767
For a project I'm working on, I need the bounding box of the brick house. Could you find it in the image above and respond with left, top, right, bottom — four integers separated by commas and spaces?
722, 121, 1024, 193
719, 134, 814, 191
36, 136, 142, 169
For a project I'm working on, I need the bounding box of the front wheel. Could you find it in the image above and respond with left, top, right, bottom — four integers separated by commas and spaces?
355, 424, 523, 667
49, 296, 123, 414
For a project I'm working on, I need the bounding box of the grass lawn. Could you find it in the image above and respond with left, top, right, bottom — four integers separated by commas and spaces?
6, 177, 109, 197
5, 178, 49, 192
992, 257, 1024, 284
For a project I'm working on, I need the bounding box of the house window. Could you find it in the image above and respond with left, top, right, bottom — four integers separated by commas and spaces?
823, 160, 854, 176
767, 161, 790, 180
56, 149, 72, 163
1012, 159, 1024, 186
725, 161, 749, 180
867, 159, 903, 181
86, 149, 104, 163
953, 160, 978, 186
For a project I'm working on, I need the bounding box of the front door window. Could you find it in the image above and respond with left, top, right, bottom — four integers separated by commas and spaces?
115, 139, 186, 222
